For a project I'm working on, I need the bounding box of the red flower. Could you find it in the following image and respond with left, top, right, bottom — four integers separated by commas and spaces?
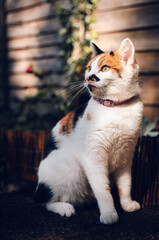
26, 65, 33, 73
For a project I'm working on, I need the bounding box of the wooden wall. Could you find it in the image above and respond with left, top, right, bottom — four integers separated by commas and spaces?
5, 0, 69, 106
95, 0, 159, 121
4, 0, 159, 121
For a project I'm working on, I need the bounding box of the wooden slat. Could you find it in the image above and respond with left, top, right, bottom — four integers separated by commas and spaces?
8, 46, 60, 60
140, 75, 159, 105
6, 3, 55, 25
8, 73, 66, 87
10, 88, 38, 100
97, 29, 159, 52
97, 0, 159, 11
8, 58, 63, 74
144, 106, 159, 121
7, 18, 60, 39
95, 4, 159, 33
6, 0, 71, 12
9, 88, 59, 102
7, 34, 62, 50
136, 52, 159, 73
6, 0, 45, 11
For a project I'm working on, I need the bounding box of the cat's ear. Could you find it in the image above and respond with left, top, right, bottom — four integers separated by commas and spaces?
118, 38, 135, 65
91, 43, 104, 56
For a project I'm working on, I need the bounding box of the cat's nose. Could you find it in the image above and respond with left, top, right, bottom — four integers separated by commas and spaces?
86, 74, 100, 83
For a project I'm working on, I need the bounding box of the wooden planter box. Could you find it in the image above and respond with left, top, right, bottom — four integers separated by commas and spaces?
0, 128, 159, 209
0, 128, 50, 182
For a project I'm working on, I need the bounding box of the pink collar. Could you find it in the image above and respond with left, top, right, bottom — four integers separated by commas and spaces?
93, 96, 134, 107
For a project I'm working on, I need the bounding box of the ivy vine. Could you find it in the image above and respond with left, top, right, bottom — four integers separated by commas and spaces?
54, 0, 97, 109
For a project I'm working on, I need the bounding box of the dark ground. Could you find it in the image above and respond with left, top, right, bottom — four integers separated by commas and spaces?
1, 188, 159, 240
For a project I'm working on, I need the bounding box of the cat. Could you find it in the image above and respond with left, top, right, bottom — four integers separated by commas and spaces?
34, 38, 143, 224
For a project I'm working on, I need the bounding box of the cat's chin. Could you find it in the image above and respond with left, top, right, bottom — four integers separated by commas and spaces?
87, 85, 106, 98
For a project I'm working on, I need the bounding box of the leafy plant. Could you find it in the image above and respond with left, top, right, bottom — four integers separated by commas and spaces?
55, 0, 97, 107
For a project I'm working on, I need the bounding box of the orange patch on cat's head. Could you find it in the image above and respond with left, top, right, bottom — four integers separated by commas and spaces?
87, 51, 123, 78
98, 51, 123, 78
86, 54, 103, 70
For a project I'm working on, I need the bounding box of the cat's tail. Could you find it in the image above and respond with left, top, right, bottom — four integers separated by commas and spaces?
33, 182, 54, 204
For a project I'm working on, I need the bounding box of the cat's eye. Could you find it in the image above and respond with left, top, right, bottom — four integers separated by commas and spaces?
87, 66, 91, 72
101, 65, 110, 72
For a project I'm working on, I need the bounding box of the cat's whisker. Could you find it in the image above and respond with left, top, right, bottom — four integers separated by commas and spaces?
68, 87, 86, 103
64, 85, 84, 104
55, 81, 84, 95
66, 81, 84, 87
66, 85, 84, 94
64, 83, 84, 92
64, 86, 85, 104
66, 83, 84, 91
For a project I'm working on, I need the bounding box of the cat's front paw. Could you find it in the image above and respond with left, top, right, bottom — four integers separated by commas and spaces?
122, 200, 140, 212
46, 202, 75, 217
100, 209, 119, 224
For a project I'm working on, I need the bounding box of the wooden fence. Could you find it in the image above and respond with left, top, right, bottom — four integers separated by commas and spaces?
0, 128, 159, 209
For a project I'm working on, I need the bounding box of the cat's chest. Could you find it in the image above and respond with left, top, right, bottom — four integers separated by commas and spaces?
81, 99, 142, 135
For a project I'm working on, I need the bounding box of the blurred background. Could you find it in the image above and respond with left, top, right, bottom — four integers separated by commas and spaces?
0, 0, 158, 208
0, 0, 159, 130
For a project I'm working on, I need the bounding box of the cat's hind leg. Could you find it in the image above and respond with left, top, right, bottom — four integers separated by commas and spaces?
34, 149, 87, 217
115, 166, 140, 212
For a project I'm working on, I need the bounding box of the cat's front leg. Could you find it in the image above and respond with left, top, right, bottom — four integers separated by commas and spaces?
83, 156, 119, 224
115, 166, 140, 212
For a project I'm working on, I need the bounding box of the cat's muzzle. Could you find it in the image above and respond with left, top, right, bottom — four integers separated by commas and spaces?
86, 74, 100, 83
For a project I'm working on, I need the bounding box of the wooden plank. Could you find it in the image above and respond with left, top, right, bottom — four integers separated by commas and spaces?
136, 52, 159, 73
10, 88, 38, 100
144, 106, 159, 121
8, 73, 66, 87
7, 34, 62, 50
97, 0, 159, 11
97, 29, 159, 52
6, 0, 45, 11
8, 58, 63, 74
7, 18, 60, 39
95, 4, 159, 33
9, 88, 59, 103
6, 3, 55, 25
6, 0, 71, 12
8, 46, 61, 60
140, 75, 159, 105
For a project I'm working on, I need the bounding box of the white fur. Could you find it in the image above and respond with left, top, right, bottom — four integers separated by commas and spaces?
37, 39, 143, 224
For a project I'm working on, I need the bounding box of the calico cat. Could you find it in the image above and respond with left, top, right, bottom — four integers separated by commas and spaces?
34, 38, 143, 224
